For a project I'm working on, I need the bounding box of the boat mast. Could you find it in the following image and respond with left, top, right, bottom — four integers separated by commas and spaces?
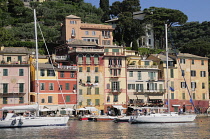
165, 24, 170, 113
34, 9, 39, 116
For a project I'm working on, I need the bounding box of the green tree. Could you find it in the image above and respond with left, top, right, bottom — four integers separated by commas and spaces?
100, 0, 110, 22
143, 7, 188, 49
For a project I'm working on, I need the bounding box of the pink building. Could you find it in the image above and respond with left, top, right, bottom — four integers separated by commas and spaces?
0, 47, 30, 117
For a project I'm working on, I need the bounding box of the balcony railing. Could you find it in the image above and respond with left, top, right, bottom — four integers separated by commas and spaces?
57, 65, 77, 70
134, 89, 166, 95
55, 56, 67, 60
0, 92, 26, 96
69, 48, 104, 53
108, 65, 122, 68
104, 52, 125, 56
0, 61, 29, 65
127, 65, 158, 69
108, 89, 122, 95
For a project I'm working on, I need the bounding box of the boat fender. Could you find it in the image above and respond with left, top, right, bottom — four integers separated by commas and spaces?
11, 119, 16, 125
19, 119, 23, 125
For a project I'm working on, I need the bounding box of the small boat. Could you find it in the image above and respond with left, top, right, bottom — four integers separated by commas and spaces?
113, 116, 131, 123
78, 115, 117, 122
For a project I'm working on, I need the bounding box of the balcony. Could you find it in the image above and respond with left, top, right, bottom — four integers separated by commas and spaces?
0, 92, 26, 96
108, 89, 122, 95
0, 61, 29, 65
108, 65, 122, 69
134, 89, 165, 95
127, 65, 158, 69
55, 56, 67, 60
57, 65, 77, 70
104, 52, 125, 56
69, 48, 104, 53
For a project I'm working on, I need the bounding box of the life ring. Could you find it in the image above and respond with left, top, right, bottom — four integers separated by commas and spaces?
11, 119, 16, 125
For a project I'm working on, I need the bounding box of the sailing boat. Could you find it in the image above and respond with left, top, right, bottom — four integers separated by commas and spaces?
0, 9, 69, 128
129, 24, 196, 123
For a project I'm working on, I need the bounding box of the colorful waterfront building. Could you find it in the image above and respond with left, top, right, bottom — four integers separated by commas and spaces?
103, 45, 127, 114
148, 52, 209, 113
61, 15, 114, 46
55, 40, 105, 115
126, 51, 165, 109
0, 46, 30, 117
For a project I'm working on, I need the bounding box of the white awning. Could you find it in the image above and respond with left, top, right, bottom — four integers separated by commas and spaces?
128, 95, 138, 99
63, 108, 75, 111
2, 104, 38, 111
39, 105, 58, 111
113, 105, 127, 110
77, 108, 88, 111
172, 105, 180, 107
85, 107, 98, 111
148, 96, 163, 99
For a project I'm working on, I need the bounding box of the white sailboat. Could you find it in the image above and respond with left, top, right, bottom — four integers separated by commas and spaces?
129, 24, 197, 123
0, 9, 69, 128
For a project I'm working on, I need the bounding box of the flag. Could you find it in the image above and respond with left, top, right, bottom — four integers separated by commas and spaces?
170, 87, 175, 91
190, 98, 193, 103
165, 101, 168, 105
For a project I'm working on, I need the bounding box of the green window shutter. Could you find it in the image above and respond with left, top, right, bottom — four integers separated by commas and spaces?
65, 83, 70, 90
3, 69, 8, 76
19, 83, 24, 93
95, 87, 99, 94
182, 93, 185, 99
48, 96, 53, 103
66, 96, 70, 102
171, 93, 174, 99
95, 99, 100, 105
170, 69, 174, 78
19, 69, 24, 76
95, 67, 98, 72
87, 76, 91, 83
87, 99, 91, 105
87, 88, 91, 95
3, 97, 7, 104
112, 49, 119, 52
3, 84, 8, 93
19, 97, 24, 104
95, 76, 99, 83
79, 89, 82, 95
79, 67, 82, 72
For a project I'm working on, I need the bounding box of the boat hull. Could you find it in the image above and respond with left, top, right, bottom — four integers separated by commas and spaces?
0, 117, 69, 128
129, 114, 197, 123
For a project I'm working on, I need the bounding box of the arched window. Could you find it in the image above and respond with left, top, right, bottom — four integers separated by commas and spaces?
86, 54, 91, 64
78, 54, 83, 64
94, 54, 99, 65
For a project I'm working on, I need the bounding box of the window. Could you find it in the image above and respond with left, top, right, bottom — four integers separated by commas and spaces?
7, 57, 11, 62
73, 84, 77, 90
92, 31, 96, 36
65, 83, 70, 90
94, 55, 99, 64
201, 60, 204, 65
180, 59, 185, 64
19, 97, 24, 104
136, 84, 143, 92
112, 49, 119, 53
147, 83, 157, 90
111, 82, 120, 92
93, 87, 99, 95
49, 83, 54, 90
41, 99, 45, 103
47, 70, 55, 76
148, 72, 155, 80
129, 71, 133, 77
192, 60, 194, 65
3, 69, 8, 76
95, 67, 98, 72
182, 93, 185, 99
60, 71, 64, 78
181, 82, 186, 88
107, 96, 110, 102
3, 83, 8, 93
171, 81, 174, 89
113, 95, 118, 102
18, 56, 22, 63
59, 85, 62, 90
3, 97, 7, 104
85, 31, 89, 35
95, 76, 99, 83
181, 70, 185, 76
193, 93, 195, 99
137, 71, 141, 80
170, 69, 174, 78
87, 76, 91, 83
202, 93, 205, 100
70, 20, 77, 24
87, 67, 90, 72
87, 88, 91, 95
200, 71, 206, 77
48, 96, 53, 103
40, 83, 45, 90
145, 61, 149, 65
87, 99, 91, 105
191, 70, 196, 77
171, 93, 174, 99
148, 39, 151, 45
79, 89, 82, 95
128, 84, 135, 90
79, 101, 82, 106
70, 72, 75, 78
79, 67, 82, 72
102, 31, 110, 38
19, 69, 24, 76
72, 28, 76, 36
202, 83, 205, 89
109, 59, 112, 66
191, 82, 196, 90
78, 54, 83, 64
66, 96, 70, 102
86, 54, 91, 64
95, 99, 100, 106
19, 83, 24, 93
40, 69, 45, 76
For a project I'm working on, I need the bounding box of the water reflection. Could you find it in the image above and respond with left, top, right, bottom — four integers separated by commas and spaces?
0, 117, 209, 139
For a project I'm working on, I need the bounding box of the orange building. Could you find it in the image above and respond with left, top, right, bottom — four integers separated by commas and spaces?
61, 15, 114, 46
